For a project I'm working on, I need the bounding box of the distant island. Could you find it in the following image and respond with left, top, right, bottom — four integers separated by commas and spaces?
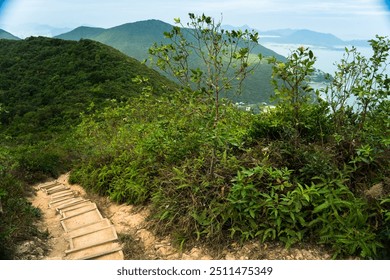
222, 25, 371, 49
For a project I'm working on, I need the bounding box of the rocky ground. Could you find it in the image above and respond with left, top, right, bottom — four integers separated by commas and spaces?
18, 173, 333, 260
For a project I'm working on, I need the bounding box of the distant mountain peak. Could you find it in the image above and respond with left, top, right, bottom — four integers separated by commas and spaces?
0, 29, 20, 40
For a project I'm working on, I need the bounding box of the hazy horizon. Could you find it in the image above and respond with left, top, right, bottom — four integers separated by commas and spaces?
0, 0, 389, 40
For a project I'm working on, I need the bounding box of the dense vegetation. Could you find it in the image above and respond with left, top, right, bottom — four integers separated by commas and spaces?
1, 15, 389, 259
0, 36, 174, 140
69, 16, 390, 259
0, 37, 175, 258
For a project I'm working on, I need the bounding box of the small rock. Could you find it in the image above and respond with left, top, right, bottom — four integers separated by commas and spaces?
156, 246, 175, 256
188, 248, 202, 259
181, 253, 192, 260
225, 253, 236, 260
365, 183, 384, 199
33, 247, 45, 257
16, 241, 35, 255
166, 253, 180, 260
137, 229, 156, 249
295, 251, 304, 260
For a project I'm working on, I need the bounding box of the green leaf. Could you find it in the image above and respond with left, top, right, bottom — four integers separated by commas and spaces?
313, 201, 330, 213
249, 209, 256, 219
309, 50, 314, 59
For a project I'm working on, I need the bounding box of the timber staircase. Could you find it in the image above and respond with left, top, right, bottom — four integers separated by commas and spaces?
37, 181, 124, 260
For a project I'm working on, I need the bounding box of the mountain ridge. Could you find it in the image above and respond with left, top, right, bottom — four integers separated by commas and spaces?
55, 19, 286, 60
0, 29, 20, 40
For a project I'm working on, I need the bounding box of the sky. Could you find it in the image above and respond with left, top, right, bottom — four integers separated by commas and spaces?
0, 0, 389, 40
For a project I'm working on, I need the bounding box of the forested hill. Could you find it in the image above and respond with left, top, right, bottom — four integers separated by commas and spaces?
0, 37, 176, 140
56, 19, 285, 103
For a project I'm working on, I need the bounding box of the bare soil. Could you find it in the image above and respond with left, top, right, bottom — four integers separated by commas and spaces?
31, 173, 333, 260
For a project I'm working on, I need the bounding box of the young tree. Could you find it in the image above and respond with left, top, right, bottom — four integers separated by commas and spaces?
149, 13, 262, 177
149, 13, 262, 128
323, 36, 390, 133
268, 46, 317, 143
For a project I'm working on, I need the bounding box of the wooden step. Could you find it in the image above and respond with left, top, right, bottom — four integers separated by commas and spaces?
51, 190, 74, 199
44, 184, 65, 192
67, 245, 123, 260
67, 218, 111, 238
60, 208, 103, 232
38, 181, 61, 190
50, 197, 84, 209
61, 203, 97, 219
90, 250, 124, 260
54, 198, 88, 211
68, 225, 118, 250
58, 201, 94, 215
49, 196, 76, 206
46, 186, 70, 195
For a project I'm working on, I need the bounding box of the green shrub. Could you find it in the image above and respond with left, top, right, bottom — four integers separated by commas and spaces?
308, 177, 382, 258
221, 165, 384, 258
0, 170, 42, 259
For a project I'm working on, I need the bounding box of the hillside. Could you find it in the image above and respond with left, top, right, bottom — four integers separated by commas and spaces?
0, 29, 20, 40
56, 19, 286, 104
0, 36, 177, 258
0, 36, 176, 140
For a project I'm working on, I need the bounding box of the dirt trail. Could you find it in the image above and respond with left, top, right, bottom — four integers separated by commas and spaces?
31, 173, 332, 260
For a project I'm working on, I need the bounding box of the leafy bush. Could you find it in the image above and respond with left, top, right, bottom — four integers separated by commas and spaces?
0, 149, 44, 259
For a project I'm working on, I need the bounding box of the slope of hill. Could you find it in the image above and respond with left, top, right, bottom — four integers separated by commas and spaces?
56, 19, 286, 103
0, 29, 20, 40
0, 36, 176, 139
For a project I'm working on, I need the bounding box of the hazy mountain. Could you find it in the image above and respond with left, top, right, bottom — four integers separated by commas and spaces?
56, 26, 106, 40
58, 20, 284, 61
56, 19, 286, 103
0, 29, 20, 40
222, 25, 370, 48
29, 24, 74, 37
56, 20, 176, 60
258, 28, 370, 48
262, 29, 344, 47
